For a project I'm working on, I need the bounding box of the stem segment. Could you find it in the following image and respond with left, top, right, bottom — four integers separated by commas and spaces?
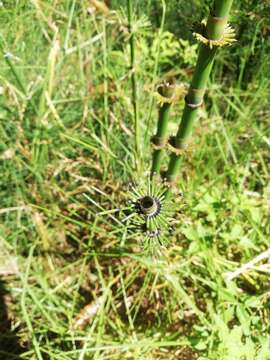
165, 0, 234, 187
151, 78, 175, 176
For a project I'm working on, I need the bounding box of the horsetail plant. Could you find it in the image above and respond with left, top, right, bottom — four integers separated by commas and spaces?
125, 0, 235, 253
165, 0, 236, 189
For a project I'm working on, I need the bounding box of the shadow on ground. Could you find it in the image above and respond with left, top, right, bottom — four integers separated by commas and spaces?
0, 279, 24, 359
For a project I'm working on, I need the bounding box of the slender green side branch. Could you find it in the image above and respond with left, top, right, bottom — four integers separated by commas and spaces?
165, 0, 234, 191
127, 0, 139, 165
144, 0, 166, 144
151, 78, 176, 177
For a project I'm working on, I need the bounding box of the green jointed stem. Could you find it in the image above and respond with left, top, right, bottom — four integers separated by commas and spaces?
151, 103, 170, 174
151, 78, 175, 176
166, 0, 233, 185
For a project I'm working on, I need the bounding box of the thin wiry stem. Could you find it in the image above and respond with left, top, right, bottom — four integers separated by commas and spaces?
127, 0, 139, 166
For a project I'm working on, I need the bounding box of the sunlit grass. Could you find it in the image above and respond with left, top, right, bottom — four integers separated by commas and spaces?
0, 1, 270, 359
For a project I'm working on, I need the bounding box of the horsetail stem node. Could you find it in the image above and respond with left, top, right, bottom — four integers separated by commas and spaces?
123, 174, 181, 255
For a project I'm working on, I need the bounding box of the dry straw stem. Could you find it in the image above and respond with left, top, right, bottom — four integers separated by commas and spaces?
165, 0, 235, 188
225, 248, 270, 281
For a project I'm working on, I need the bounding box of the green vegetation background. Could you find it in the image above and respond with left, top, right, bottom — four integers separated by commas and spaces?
0, 0, 269, 359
